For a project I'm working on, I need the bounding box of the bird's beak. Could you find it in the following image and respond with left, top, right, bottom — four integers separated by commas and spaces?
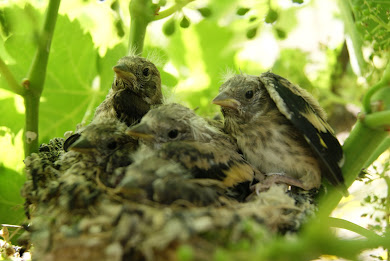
113, 64, 137, 83
126, 123, 154, 140
63, 133, 81, 152
212, 92, 241, 110
67, 136, 95, 153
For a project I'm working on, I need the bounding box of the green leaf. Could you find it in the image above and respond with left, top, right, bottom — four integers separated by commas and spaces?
1, 6, 102, 142
272, 49, 314, 92
1, 6, 40, 87
275, 7, 298, 36
0, 9, 10, 36
236, 7, 250, 16
0, 165, 25, 226
0, 96, 24, 134
40, 15, 101, 141
265, 9, 278, 24
188, 20, 238, 115
351, 0, 390, 57
163, 17, 176, 36
97, 43, 127, 101
160, 71, 178, 89
0, 4, 42, 39
158, 0, 167, 6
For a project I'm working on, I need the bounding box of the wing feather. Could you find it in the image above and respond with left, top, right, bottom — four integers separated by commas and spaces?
260, 72, 345, 189
159, 141, 254, 189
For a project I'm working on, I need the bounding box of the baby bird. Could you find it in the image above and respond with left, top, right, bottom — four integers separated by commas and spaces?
63, 118, 138, 173
121, 103, 256, 205
213, 72, 347, 194
115, 146, 229, 206
94, 55, 163, 126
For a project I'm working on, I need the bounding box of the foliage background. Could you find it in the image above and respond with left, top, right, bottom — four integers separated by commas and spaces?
0, 0, 389, 259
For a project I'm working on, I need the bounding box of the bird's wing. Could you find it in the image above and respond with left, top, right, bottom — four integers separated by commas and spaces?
260, 72, 346, 191
159, 141, 254, 189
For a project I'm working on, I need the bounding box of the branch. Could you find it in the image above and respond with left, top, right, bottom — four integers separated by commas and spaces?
317, 121, 389, 218
362, 62, 390, 113
128, 0, 195, 55
257, 226, 390, 261
316, 64, 390, 216
154, 0, 194, 21
128, 0, 156, 55
0, 57, 26, 96
23, 0, 61, 156
360, 111, 390, 129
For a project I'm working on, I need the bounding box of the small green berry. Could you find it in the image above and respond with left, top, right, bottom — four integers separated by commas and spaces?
180, 16, 191, 28
265, 9, 278, 24
198, 7, 212, 17
246, 27, 258, 39
237, 7, 250, 16
163, 18, 175, 36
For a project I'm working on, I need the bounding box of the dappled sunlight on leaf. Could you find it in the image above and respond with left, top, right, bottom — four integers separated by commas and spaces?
0, 129, 24, 172
40, 15, 103, 141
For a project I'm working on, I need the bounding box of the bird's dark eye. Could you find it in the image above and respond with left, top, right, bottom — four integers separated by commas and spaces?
107, 141, 118, 150
245, 90, 254, 99
142, 68, 150, 76
168, 129, 179, 139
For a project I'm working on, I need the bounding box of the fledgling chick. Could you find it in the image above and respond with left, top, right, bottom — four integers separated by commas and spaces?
121, 103, 256, 204
213, 72, 347, 194
63, 118, 138, 173
94, 55, 163, 126
53, 119, 138, 210
115, 146, 229, 206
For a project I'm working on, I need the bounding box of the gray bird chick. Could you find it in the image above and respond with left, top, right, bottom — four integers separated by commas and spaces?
63, 118, 138, 173
115, 146, 227, 206
94, 55, 163, 126
213, 72, 347, 194
123, 103, 256, 203
127, 103, 235, 149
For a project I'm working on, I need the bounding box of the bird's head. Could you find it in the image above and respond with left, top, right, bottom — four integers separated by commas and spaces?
126, 103, 220, 148
212, 74, 275, 122
64, 119, 136, 159
112, 56, 163, 106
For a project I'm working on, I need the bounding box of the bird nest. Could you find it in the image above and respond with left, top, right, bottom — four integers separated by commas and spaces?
19, 56, 335, 260
21, 137, 317, 261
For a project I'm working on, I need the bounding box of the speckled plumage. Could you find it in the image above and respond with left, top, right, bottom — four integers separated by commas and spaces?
22, 101, 317, 261
213, 73, 346, 193
121, 103, 257, 205
63, 118, 138, 174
